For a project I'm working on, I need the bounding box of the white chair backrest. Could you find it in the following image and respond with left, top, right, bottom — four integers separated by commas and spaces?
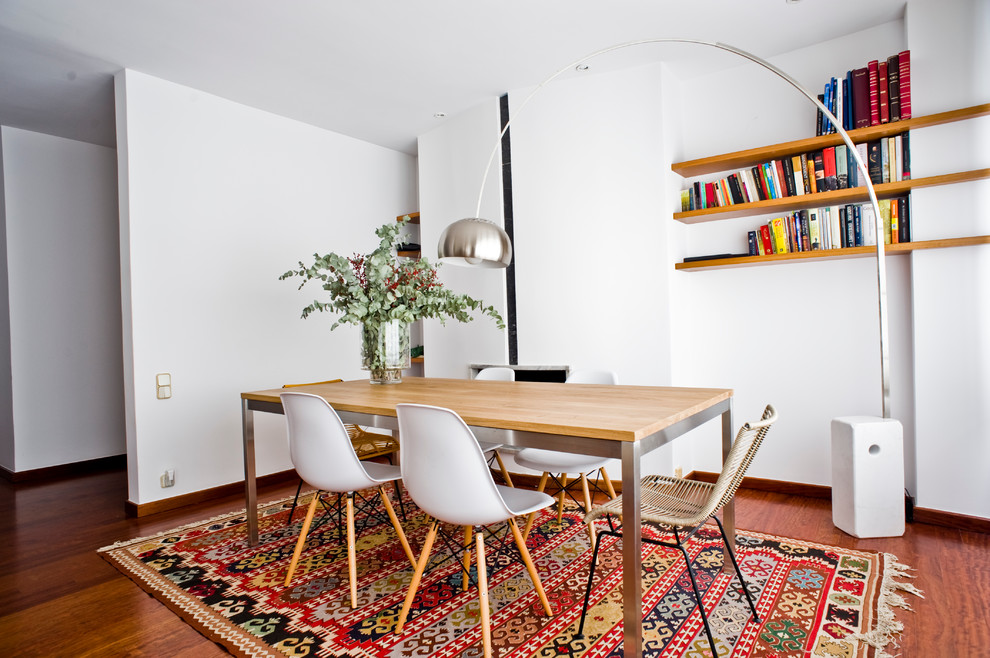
566, 369, 618, 385
397, 403, 513, 526
280, 392, 380, 493
474, 367, 515, 381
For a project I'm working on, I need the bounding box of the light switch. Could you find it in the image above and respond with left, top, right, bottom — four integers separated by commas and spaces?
156, 373, 172, 399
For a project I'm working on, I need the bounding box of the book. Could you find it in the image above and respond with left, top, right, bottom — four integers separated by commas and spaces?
901, 132, 911, 180
887, 54, 901, 122
835, 144, 848, 189
852, 67, 871, 128
892, 136, 902, 182
899, 50, 912, 120
898, 195, 911, 243
705, 182, 716, 208
822, 146, 837, 191
748, 231, 759, 256
781, 158, 796, 197
800, 154, 811, 194
878, 199, 892, 244
861, 203, 877, 246
752, 166, 769, 200
844, 72, 853, 131
890, 195, 899, 243
816, 93, 826, 136
761, 163, 776, 199
809, 210, 821, 250
759, 224, 773, 254
854, 143, 869, 187
837, 77, 845, 131
791, 155, 806, 196
867, 141, 882, 184
813, 151, 826, 192
771, 217, 789, 253
800, 209, 811, 251
829, 206, 842, 249
681, 189, 691, 211
878, 60, 889, 123
840, 206, 851, 247
868, 60, 880, 125
774, 159, 790, 196
727, 175, 745, 204
880, 138, 890, 183
823, 82, 834, 134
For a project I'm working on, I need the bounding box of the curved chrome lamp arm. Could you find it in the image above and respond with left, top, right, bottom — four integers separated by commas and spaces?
455, 38, 890, 417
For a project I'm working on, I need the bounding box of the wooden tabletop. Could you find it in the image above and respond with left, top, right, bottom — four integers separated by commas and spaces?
242, 378, 732, 442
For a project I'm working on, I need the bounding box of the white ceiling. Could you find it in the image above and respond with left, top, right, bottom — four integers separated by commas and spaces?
0, 0, 906, 155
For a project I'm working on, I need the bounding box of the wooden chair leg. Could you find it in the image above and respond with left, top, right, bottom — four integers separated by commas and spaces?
462, 526, 473, 592
378, 486, 416, 568
284, 493, 320, 586
346, 493, 357, 608
493, 451, 514, 488
396, 520, 439, 634
556, 474, 568, 523
475, 530, 492, 658
600, 467, 618, 499
523, 472, 550, 540
509, 519, 553, 617
580, 474, 596, 547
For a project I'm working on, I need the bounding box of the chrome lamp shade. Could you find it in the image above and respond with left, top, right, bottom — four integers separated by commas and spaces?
437, 217, 513, 268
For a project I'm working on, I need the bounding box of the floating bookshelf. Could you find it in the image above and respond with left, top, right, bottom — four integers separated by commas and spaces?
672, 103, 990, 178
675, 236, 990, 271
674, 168, 990, 223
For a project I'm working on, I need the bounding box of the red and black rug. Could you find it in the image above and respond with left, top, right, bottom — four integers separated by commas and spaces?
99, 491, 920, 657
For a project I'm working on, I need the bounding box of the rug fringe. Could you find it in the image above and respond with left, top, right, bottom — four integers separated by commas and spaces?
841, 552, 924, 658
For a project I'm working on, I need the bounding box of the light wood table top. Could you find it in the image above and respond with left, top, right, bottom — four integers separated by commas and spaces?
242, 377, 732, 443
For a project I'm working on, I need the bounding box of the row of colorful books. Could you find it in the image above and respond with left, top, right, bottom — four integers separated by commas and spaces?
679, 133, 910, 211
747, 196, 912, 255
817, 50, 911, 135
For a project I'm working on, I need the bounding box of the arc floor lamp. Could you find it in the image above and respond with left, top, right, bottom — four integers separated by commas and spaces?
437, 38, 892, 420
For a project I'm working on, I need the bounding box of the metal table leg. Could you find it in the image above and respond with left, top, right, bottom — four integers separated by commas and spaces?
621, 440, 643, 657
242, 398, 259, 546
721, 398, 734, 573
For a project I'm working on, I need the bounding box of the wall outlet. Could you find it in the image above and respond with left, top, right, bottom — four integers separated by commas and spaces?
160, 469, 175, 488
674, 466, 683, 479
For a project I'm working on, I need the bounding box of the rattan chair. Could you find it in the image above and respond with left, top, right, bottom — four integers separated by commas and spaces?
280, 392, 417, 608
516, 369, 619, 542
283, 380, 400, 525
576, 404, 777, 656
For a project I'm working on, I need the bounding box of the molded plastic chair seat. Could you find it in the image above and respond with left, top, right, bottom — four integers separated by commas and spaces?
394, 403, 554, 658
280, 392, 416, 608
515, 449, 612, 474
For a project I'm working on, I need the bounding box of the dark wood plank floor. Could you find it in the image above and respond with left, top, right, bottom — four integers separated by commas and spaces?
1, 467, 986, 656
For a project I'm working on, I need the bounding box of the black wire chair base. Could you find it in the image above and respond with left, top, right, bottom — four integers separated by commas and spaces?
422, 522, 517, 588
291, 488, 405, 547
575, 515, 760, 657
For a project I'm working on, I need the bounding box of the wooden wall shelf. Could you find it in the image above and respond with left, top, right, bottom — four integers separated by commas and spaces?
676, 236, 990, 271
673, 168, 990, 224
671, 103, 990, 178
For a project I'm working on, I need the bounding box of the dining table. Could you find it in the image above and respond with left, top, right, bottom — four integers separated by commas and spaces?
240, 377, 733, 658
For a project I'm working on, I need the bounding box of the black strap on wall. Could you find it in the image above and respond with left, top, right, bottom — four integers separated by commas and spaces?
499, 94, 518, 365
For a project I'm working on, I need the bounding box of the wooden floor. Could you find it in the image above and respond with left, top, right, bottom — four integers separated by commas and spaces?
1, 467, 987, 657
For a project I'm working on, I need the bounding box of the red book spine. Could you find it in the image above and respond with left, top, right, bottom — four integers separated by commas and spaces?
823, 147, 837, 191
759, 224, 773, 255
774, 160, 789, 197
852, 67, 870, 128
868, 60, 880, 126
899, 50, 912, 120
878, 60, 890, 123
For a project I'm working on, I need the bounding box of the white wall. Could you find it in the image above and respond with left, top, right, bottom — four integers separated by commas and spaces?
417, 100, 508, 378
669, 21, 913, 488
0, 129, 12, 470
905, 0, 990, 517
1, 126, 124, 471
115, 70, 417, 505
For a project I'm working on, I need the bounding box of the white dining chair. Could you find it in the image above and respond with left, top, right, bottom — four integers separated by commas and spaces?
280, 392, 417, 608
394, 403, 555, 658
472, 367, 517, 487
516, 369, 619, 543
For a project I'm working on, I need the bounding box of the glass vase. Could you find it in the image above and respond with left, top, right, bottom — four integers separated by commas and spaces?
360, 320, 411, 384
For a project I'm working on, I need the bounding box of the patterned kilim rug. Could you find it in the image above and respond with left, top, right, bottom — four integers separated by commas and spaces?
99, 491, 921, 658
